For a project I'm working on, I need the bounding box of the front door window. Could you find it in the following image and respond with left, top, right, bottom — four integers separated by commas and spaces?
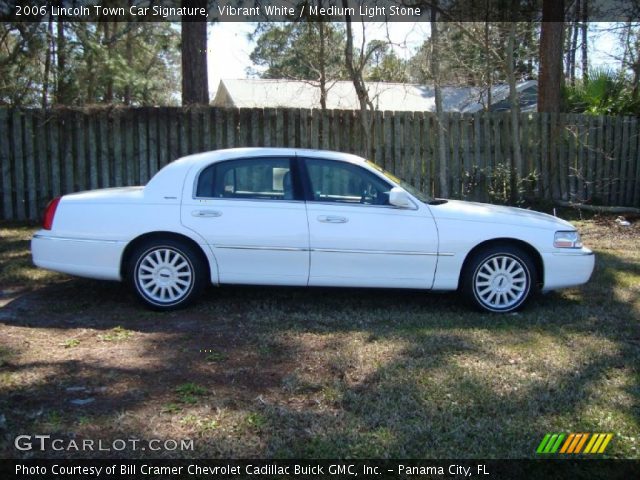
305, 159, 391, 206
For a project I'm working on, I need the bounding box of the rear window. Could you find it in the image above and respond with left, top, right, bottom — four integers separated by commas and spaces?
196, 157, 294, 200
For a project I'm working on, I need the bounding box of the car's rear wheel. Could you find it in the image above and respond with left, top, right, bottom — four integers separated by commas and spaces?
128, 239, 205, 310
462, 244, 537, 313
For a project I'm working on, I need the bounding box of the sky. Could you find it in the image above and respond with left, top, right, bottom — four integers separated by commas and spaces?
206, 22, 622, 99
206, 22, 430, 96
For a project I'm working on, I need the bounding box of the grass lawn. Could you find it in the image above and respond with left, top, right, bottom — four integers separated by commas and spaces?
0, 217, 638, 459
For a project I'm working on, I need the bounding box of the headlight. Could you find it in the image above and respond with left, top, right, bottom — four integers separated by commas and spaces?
554, 231, 583, 248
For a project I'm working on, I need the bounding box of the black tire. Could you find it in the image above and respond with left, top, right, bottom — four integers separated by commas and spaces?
127, 239, 206, 310
461, 244, 537, 313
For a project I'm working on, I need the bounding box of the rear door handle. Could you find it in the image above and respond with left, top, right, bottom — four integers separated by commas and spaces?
317, 215, 348, 223
192, 210, 222, 218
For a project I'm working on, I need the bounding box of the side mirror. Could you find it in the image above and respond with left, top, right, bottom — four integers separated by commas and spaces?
388, 187, 412, 208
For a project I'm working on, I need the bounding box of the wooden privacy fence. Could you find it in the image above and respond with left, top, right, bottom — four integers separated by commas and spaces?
1, 106, 639, 221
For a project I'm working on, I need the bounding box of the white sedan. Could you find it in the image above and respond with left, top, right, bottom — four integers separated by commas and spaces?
31, 148, 594, 313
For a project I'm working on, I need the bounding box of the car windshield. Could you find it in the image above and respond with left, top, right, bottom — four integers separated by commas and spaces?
365, 160, 432, 203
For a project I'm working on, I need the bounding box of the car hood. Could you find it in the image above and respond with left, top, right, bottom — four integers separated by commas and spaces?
428, 199, 575, 230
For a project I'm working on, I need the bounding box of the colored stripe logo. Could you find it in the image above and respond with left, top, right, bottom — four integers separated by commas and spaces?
537, 433, 613, 454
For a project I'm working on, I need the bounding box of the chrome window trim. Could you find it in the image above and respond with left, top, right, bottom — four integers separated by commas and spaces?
192, 155, 421, 211
311, 248, 439, 256
191, 198, 413, 209
213, 244, 454, 256
215, 245, 307, 252
193, 197, 306, 205
303, 156, 391, 203
33, 234, 121, 244
300, 156, 419, 211
191, 155, 296, 201
306, 200, 417, 211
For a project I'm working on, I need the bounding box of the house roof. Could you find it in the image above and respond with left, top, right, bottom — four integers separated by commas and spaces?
212, 79, 538, 113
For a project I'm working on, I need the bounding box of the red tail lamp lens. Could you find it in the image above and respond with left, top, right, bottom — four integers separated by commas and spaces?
43, 197, 61, 230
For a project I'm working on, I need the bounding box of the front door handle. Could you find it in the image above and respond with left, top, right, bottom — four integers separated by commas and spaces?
192, 210, 222, 218
317, 215, 348, 223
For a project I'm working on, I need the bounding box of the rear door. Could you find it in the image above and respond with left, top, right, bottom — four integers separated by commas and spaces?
181, 156, 309, 285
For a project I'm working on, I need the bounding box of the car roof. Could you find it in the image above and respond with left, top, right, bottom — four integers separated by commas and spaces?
144, 148, 373, 198
176, 147, 368, 167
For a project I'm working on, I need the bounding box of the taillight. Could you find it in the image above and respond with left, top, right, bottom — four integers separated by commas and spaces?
43, 197, 61, 230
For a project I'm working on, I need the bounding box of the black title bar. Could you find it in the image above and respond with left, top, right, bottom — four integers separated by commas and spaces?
2, 459, 640, 480
1, 0, 640, 22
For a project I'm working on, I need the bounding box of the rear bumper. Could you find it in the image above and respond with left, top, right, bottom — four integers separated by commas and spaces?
542, 248, 595, 291
31, 232, 125, 281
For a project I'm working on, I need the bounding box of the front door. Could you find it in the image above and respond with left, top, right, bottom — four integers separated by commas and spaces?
181, 156, 309, 285
302, 157, 438, 289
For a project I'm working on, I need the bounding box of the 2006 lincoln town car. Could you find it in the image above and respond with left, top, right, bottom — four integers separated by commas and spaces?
31, 148, 595, 313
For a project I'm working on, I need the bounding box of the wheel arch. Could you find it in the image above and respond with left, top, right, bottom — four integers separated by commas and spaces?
459, 238, 544, 289
120, 231, 213, 283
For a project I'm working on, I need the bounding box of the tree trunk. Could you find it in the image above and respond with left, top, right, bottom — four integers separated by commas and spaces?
507, 22, 523, 203
124, 20, 134, 105
565, 21, 574, 83
538, 0, 565, 113
554, 200, 640, 214
181, 0, 209, 105
621, 21, 631, 72
526, 21, 535, 78
42, 16, 53, 109
318, 17, 327, 111
102, 22, 114, 103
484, 20, 492, 110
431, 5, 448, 198
343, 18, 369, 111
570, 2, 580, 86
55, 19, 69, 105
539, 0, 565, 201
621, 20, 640, 102
632, 64, 640, 102
581, 0, 588, 83
343, 0, 372, 156
83, 23, 96, 102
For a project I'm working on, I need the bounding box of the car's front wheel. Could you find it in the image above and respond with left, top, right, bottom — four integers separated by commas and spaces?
462, 244, 537, 313
128, 239, 205, 310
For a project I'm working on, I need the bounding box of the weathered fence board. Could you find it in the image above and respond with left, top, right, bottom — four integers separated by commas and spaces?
24, 112, 37, 220
88, 114, 98, 190
36, 113, 50, 202
616, 118, 631, 205
12, 110, 26, 221
626, 117, 637, 206
1, 109, 12, 219
1, 107, 639, 221
630, 118, 639, 207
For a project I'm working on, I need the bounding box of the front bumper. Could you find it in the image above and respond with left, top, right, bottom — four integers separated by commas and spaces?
542, 247, 595, 291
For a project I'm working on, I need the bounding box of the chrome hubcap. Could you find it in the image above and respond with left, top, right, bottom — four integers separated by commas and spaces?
474, 255, 528, 310
137, 248, 193, 304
